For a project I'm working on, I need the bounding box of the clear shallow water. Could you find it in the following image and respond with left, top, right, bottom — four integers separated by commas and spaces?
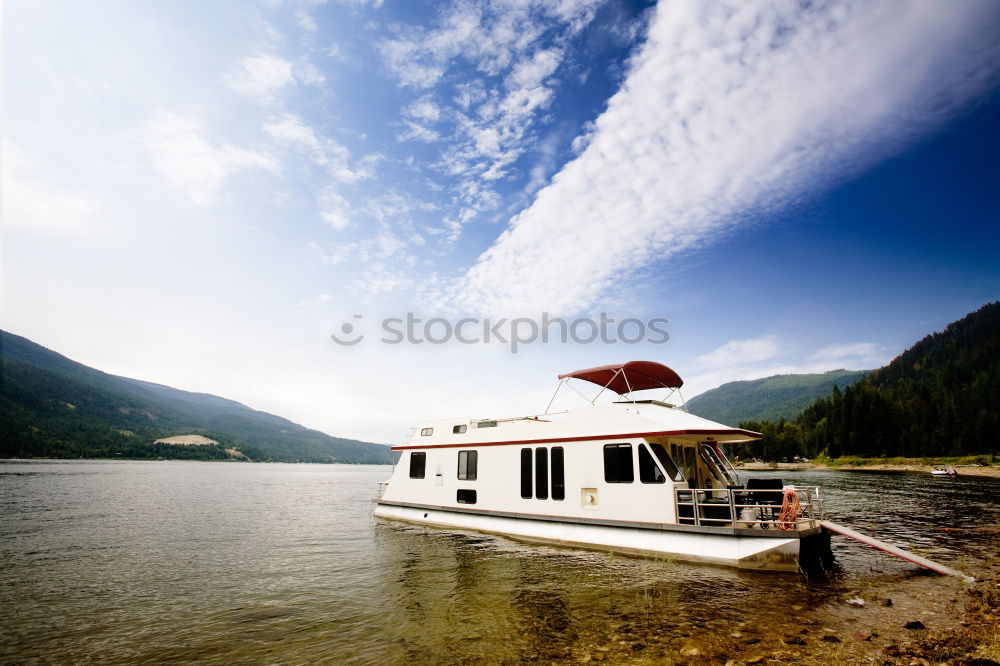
1, 461, 997, 664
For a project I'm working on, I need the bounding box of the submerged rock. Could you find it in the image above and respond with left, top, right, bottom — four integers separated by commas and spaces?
903, 620, 926, 630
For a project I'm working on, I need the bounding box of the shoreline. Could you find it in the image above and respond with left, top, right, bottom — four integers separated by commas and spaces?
677, 555, 1000, 664
736, 461, 1000, 478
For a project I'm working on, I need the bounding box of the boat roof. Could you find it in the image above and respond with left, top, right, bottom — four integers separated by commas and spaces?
395, 401, 761, 450
558, 360, 683, 393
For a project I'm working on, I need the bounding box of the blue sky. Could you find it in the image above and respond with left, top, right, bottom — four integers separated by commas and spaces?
4, 0, 999, 442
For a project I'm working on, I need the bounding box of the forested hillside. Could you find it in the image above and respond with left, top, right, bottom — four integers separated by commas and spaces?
737, 302, 1000, 460
0, 331, 393, 463
687, 369, 868, 425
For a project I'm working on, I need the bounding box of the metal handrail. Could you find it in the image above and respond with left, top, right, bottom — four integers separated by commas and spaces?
674, 486, 824, 529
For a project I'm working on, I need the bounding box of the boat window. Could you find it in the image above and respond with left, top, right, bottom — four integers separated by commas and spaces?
452, 424, 467, 434
535, 448, 549, 500
457, 450, 477, 480
477, 420, 497, 428
648, 442, 683, 482
409, 452, 426, 479
638, 444, 665, 484
603, 443, 634, 483
520, 448, 532, 499
456, 489, 477, 504
551, 447, 565, 501
420, 427, 433, 436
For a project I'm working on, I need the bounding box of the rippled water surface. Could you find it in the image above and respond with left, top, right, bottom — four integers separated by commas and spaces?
2, 461, 997, 664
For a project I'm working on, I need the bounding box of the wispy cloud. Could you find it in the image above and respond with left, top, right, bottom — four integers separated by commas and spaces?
227, 54, 296, 100
264, 113, 376, 184
696, 336, 782, 368
451, 0, 1000, 315
142, 111, 278, 206
380, 0, 605, 240
263, 113, 380, 231
810, 342, 887, 367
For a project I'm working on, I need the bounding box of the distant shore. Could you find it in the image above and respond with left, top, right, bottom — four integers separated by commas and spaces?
737, 461, 1000, 478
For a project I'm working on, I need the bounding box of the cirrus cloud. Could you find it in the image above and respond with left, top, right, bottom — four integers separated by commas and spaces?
452, 0, 1000, 316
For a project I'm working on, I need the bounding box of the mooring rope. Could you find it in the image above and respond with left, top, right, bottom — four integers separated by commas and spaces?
777, 488, 802, 531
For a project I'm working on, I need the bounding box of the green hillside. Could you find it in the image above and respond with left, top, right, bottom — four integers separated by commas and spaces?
794, 301, 1000, 458
738, 301, 1000, 460
687, 369, 869, 425
0, 331, 392, 463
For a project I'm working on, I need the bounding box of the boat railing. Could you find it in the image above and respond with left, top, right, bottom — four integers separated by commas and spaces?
674, 486, 824, 530
375, 480, 389, 500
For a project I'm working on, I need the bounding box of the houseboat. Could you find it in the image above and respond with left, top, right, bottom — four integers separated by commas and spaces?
373, 361, 830, 573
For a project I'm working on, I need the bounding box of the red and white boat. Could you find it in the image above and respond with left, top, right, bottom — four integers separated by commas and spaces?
374, 361, 829, 572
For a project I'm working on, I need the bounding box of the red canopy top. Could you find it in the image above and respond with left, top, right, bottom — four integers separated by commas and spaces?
558, 361, 683, 394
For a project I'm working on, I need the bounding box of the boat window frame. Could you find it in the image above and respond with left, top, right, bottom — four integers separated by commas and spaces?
520, 448, 533, 499
420, 427, 433, 436
457, 450, 477, 480
647, 442, 684, 482
409, 451, 426, 479
603, 443, 634, 483
638, 443, 666, 484
551, 446, 565, 501
535, 447, 549, 500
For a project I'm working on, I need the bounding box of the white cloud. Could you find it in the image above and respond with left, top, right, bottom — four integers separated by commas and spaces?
227, 54, 296, 100
142, 112, 277, 206
263, 113, 382, 232
452, 0, 1000, 315
264, 113, 376, 184
2, 142, 100, 235
295, 61, 326, 88
404, 94, 442, 123
696, 336, 782, 368
379, 0, 605, 236
810, 342, 887, 367
318, 186, 352, 230
397, 120, 441, 143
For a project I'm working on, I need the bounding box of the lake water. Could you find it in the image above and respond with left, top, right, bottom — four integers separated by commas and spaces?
2, 460, 998, 664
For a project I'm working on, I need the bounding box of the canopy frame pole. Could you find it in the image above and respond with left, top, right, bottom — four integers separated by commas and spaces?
563, 380, 595, 405
591, 368, 624, 404
543, 379, 566, 415
621, 371, 636, 406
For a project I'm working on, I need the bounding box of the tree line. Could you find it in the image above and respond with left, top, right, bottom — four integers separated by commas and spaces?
730, 302, 1000, 461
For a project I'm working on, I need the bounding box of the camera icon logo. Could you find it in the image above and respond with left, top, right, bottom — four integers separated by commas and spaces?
329, 315, 364, 346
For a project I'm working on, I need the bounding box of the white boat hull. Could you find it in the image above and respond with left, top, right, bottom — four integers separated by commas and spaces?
374, 502, 817, 572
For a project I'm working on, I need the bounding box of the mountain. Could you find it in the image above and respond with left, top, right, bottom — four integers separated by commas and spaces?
687, 369, 870, 426
796, 301, 1000, 458
0, 331, 393, 463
